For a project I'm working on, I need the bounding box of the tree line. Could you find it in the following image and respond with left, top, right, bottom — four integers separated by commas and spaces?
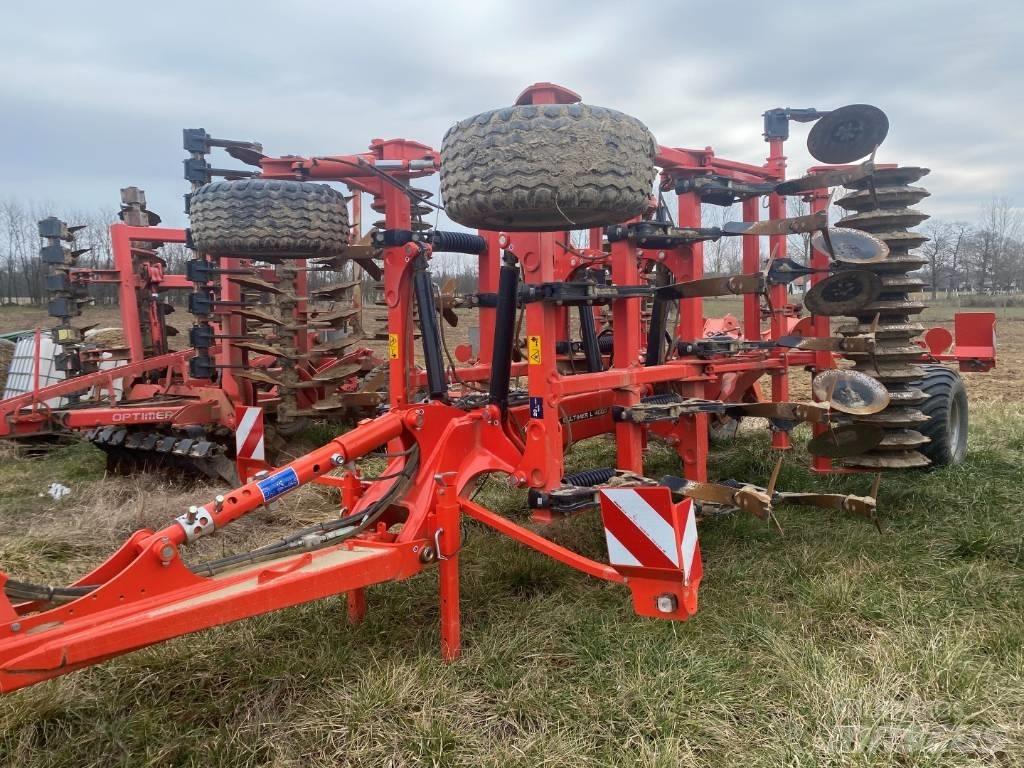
1, 196, 1020, 308
692, 198, 1023, 299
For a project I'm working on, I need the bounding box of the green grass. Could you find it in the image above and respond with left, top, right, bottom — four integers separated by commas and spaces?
1, 406, 1023, 767
0, 442, 104, 516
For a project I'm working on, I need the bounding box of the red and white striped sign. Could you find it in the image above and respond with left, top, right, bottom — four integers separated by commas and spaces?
234, 406, 265, 462
599, 487, 700, 583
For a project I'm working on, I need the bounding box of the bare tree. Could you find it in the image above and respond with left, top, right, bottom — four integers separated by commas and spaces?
922, 221, 952, 300
0, 199, 118, 305
965, 199, 1020, 292
945, 222, 969, 295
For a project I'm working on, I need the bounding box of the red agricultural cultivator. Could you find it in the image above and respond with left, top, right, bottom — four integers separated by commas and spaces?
0, 175, 389, 482
0, 83, 996, 693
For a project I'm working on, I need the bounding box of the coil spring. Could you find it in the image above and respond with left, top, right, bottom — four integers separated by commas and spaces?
640, 393, 682, 405
429, 230, 487, 255
410, 186, 433, 218
563, 467, 616, 487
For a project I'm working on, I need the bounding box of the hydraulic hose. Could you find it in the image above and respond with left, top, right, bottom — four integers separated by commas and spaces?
488, 250, 520, 411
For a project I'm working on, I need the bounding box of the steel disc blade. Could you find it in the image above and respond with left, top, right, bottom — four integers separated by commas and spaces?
807, 423, 885, 458
804, 269, 881, 316
807, 104, 889, 164
812, 228, 889, 264
812, 369, 891, 415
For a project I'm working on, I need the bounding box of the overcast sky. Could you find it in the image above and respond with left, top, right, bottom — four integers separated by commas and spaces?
1, 0, 1021, 227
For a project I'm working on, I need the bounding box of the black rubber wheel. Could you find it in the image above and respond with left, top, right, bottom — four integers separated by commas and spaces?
189, 179, 350, 257
440, 102, 657, 231
917, 363, 968, 467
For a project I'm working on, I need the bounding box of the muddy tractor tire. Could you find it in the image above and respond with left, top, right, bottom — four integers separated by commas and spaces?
917, 363, 969, 467
188, 179, 350, 257
440, 102, 657, 231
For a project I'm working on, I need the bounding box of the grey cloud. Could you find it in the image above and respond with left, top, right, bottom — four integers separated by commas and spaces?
1, 0, 1020, 226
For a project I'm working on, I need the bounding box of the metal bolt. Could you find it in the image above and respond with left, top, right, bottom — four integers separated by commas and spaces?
186, 505, 198, 524
214, 495, 224, 513
419, 546, 437, 563
331, 452, 345, 466
10, 622, 21, 633
658, 251, 666, 260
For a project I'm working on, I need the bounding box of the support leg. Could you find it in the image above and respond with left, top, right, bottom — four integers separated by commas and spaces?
346, 588, 366, 624
436, 475, 461, 661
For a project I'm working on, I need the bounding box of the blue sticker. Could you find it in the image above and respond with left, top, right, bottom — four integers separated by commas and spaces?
529, 397, 544, 418
257, 467, 299, 502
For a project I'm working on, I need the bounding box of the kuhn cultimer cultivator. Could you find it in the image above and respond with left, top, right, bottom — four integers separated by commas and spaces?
0, 83, 995, 692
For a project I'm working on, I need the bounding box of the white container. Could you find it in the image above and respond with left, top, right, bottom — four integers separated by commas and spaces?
2, 333, 127, 406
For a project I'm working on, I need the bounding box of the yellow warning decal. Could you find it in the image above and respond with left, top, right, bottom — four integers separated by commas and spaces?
388, 333, 399, 360
527, 335, 542, 365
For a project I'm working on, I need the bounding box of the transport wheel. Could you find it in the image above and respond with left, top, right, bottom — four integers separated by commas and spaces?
189, 179, 350, 257
917, 363, 968, 467
440, 102, 657, 231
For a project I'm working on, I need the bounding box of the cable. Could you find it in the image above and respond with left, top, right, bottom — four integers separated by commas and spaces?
433, 281, 486, 394
309, 157, 446, 212
6, 445, 425, 604
193, 445, 420, 576
555, 241, 606, 263
3, 580, 95, 605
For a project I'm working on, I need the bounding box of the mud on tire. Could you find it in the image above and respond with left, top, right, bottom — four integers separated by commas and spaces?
440, 102, 657, 231
189, 179, 350, 257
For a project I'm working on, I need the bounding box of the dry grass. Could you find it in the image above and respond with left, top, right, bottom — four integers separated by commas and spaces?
0, 405, 1021, 767
0, 301, 1022, 766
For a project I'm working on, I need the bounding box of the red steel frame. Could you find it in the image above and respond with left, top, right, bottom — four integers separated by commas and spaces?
0, 216, 379, 442
0, 225, 255, 439
0, 83, 997, 693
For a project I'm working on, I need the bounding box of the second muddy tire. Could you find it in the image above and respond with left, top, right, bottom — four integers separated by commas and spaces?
440, 103, 657, 231
917, 363, 969, 467
188, 179, 350, 257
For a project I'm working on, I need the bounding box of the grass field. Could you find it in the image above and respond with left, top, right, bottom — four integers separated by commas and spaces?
0, 301, 1022, 767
